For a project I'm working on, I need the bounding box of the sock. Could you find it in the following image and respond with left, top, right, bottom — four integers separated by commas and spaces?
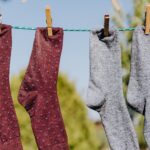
0, 24, 23, 150
127, 26, 145, 114
86, 28, 140, 150
127, 25, 150, 148
18, 27, 69, 150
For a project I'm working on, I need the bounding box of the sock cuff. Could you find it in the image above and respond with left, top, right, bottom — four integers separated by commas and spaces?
90, 27, 119, 48
36, 27, 63, 40
132, 25, 150, 40
0, 24, 12, 37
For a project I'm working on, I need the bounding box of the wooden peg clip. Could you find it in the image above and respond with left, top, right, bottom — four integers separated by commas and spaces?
45, 5, 52, 36
145, 4, 150, 34
104, 14, 110, 37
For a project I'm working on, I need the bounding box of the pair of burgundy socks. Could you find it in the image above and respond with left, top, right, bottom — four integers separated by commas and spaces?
0, 24, 69, 150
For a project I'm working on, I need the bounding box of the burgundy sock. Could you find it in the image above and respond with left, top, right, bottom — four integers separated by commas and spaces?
0, 24, 23, 150
18, 27, 69, 150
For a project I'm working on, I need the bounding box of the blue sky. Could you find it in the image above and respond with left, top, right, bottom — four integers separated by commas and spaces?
0, 0, 132, 120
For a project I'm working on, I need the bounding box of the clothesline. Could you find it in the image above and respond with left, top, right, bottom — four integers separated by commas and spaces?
12, 26, 136, 32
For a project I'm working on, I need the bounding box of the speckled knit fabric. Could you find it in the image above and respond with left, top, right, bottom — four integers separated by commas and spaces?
0, 24, 23, 150
86, 28, 140, 150
127, 26, 150, 148
18, 28, 69, 150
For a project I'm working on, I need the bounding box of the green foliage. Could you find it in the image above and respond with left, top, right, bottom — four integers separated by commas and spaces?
10, 70, 101, 150
135, 115, 147, 149
112, 0, 150, 148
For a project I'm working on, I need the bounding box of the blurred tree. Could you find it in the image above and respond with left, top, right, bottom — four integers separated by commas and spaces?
10, 70, 102, 150
111, 0, 121, 12
112, 0, 150, 149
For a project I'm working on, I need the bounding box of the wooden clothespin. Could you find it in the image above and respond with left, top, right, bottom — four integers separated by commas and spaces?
104, 14, 110, 37
45, 5, 52, 36
145, 4, 150, 34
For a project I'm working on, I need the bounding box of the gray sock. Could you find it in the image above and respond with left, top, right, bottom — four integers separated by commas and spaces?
127, 25, 150, 148
87, 28, 140, 150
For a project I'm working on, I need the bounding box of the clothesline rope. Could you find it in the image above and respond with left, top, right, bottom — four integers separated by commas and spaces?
12, 26, 136, 31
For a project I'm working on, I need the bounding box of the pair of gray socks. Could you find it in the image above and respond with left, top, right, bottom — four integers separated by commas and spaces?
127, 26, 150, 148
87, 28, 140, 149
